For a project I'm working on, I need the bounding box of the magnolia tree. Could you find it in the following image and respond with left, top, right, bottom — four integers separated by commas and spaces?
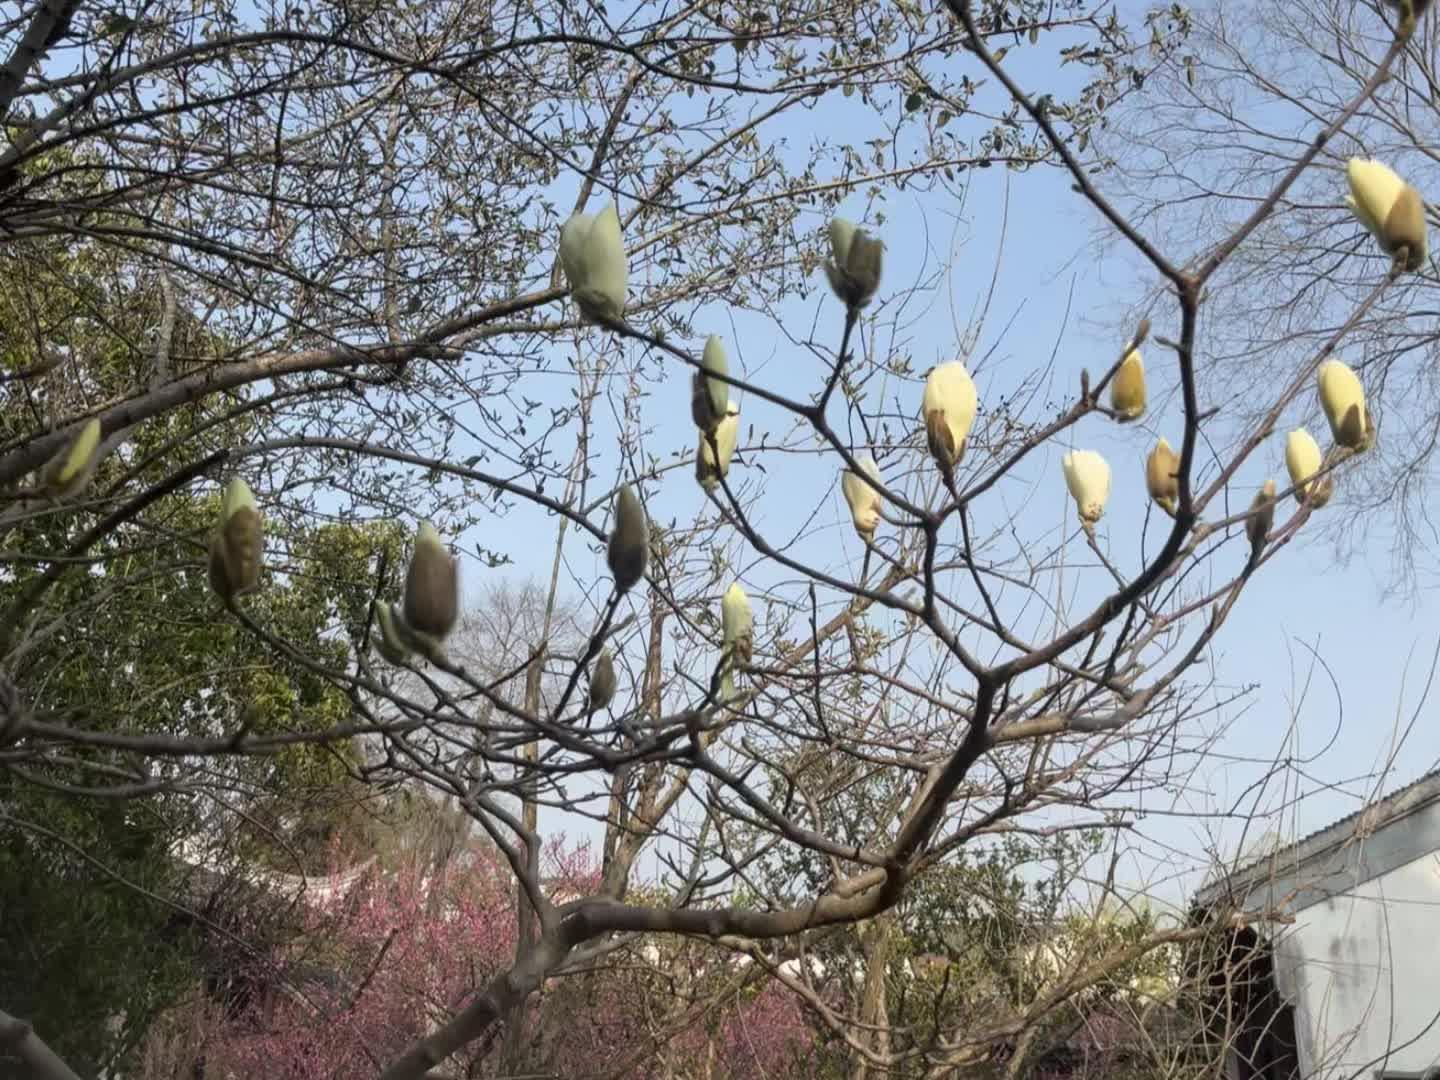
0, 0, 1431, 1076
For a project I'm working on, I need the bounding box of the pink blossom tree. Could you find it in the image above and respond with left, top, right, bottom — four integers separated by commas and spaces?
157, 837, 817, 1079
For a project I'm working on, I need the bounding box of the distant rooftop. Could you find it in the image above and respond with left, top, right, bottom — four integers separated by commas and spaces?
1193, 769, 1440, 914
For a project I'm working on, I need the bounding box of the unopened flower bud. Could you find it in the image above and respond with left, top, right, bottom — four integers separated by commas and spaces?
1246, 480, 1276, 566
921, 362, 978, 473
840, 456, 883, 539
558, 202, 628, 321
696, 405, 740, 493
588, 648, 616, 712
1145, 437, 1179, 514
1110, 348, 1146, 421
1062, 450, 1111, 527
1317, 359, 1373, 451
721, 582, 753, 664
824, 217, 883, 309
208, 478, 264, 602
607, 485, 649, 593
43, 418, 103, 497
403, 522, 459, 642
1284, 428, 1330, 507
1347, 158, 1428, 272
695, 336, 730, 433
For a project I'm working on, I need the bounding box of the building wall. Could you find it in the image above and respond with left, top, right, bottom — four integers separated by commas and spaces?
1274, 846, 1440, 1078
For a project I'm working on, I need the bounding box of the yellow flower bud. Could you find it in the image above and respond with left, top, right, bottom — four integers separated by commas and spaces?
721, 582, 753, 664
1317, 359, 1373, 451
823, 217, 883, 309
1062, 450, 1110, 526
921, 362, 978, 472
1284, 427, 1332, 507
1246, 480, 1276, 565
1110, 348, 1146, 421
588, 648, 616, 712
1347, 158, 1428, 272
840, 455, 883, 539
558, 202, 628, 321
371, 600, 413, 665
403, 522, 459, 642
696, 405, 740, 493
1145, 437, 1180, 514
43, 418, 103, 497
607, 485, 649, 593
207, 478, 264, 602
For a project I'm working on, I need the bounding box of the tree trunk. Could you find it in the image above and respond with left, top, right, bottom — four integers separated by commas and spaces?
852, 913, 896, 1080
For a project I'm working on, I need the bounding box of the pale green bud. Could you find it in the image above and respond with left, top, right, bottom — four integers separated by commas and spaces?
208, 478, 263, 602
607, 485, 648, 593
721, 582, 753, 664
403, 521, 459, 642
588, 648, 616, 711
700, 336, 730, 428
824, 217, 883, 309
43, 418, 103, 497
558, 202, 628, 322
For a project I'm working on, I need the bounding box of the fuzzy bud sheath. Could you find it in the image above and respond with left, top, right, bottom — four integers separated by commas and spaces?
404, 522, 459, 644
588, 649, 616, 712
208, 478, 264, 603
607, 485, 649, 593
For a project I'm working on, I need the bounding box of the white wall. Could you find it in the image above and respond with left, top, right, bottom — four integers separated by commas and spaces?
1275, 847, 1440, 1077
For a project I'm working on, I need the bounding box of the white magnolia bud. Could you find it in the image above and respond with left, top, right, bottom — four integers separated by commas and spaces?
1145, 437, 1179, 515
1284, 428, 1332, 507
921, 362, 978, 472
840, 456, 883, 539
1062, 450, 1111, 526
558, 202, 628, 321
824, 217, 883, 309
1347, 158, 1428, 272
721, 582, 754, 664
1110, 348, 1146, 421
696, 405, 740, 493
607, 485, 649, 593
404, 522, 459, 642
43, 418, 104, 498
1317, 359, 1373, 451
208, 478, 264, 602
